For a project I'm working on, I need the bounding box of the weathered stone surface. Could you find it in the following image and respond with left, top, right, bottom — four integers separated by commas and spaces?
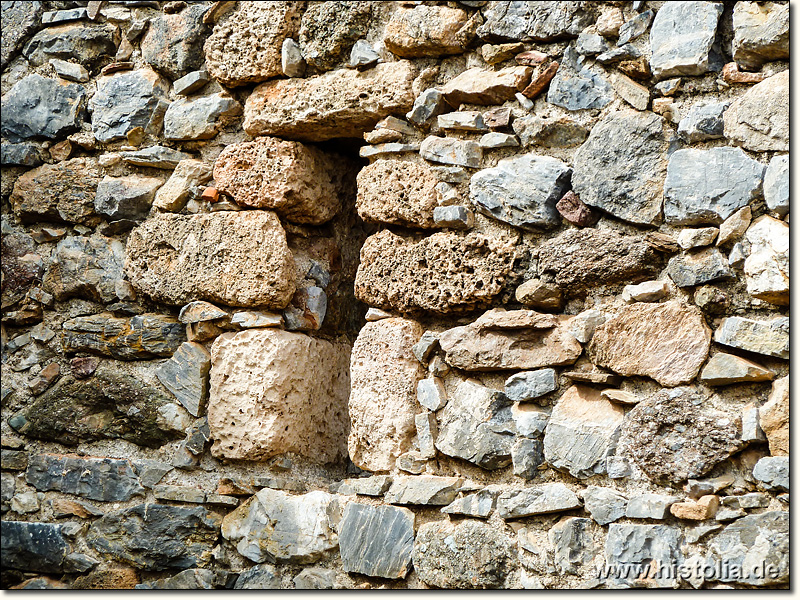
435, 379, 514, 470
356, 160, 438, 229
479, 132, 519, 149
153, 160, 212, 213
10, 158, 100, 224
141, 4, 208, 79
743, 215, 788, 305
338, 502, 414, 579
700, 353, 774, 386
723, 70, 788, 152
706, 511, 788, 586
439, 66, 532, 105
222, 489, 338, 564
208, 329, 350, 463
571, 110, 667, 225
538, 228, 660, 294
441, 489, 498, 518
588, 301, 710, 387
663, 147, 764, 226
623, 387, 742, 484
204, 1, 303, 87
49, 58, 89, 83
583, 486, 627, 526
26, 454, 143, 502
763, 154, 788, 216
163, 93, 241, 141
1, 521, 70, 573
1, 1, 43, 68
230, 311, 282, 329
515, 279, 563, 311
433, 205, 474, 229
670, 494, 719, 520
548, 517, 597, 576
752, 457, 788, 492
469, 154, 571, 230
9, 362, 187, 447
385, 476, 462, 505
44, 235, 126, 303
650, 1, 723, 79
497, 483, 581, 518
678, 101, 728, 143
135, 569, 216, 590
384, 4, 475, 58
477, 1, 592, 42
213, 137, 345, 225
759, 375, 788, 456
355, 229, 516, 315
120, 146, 192, 170
126, 211, 295, 308
667, 248, 734, 288
332, 476, 392, 497
174, 70, 210, 96
156, 342, 211, 418
406, 88, 448, 126
439, 314, 580, 371
233, 565, 280, 589
677, 228, 719, 250
605, 524, 682, 588
88, 504, 221, 570
293, 567, 338, 590
625, 494, 680, 520
419, 136, 481, 168
89, 69, 169, 143
62, 313, 184, 359
297, 1, 370, 71
349, 318, 425, 471
413, 520, 516, 589
1, 141, 44, 166
1, 75, 85, 143
22, 22, 117, 68
732, 2, 789, 70
504, 369, 556, 402
417, 377, 446, 412
94, 176, 163, 221
713, 316, 789, 360
244, 62, 416, 142
547, 46, 613, 111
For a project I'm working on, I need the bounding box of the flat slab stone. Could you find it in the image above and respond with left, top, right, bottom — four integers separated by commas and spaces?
338, 502, 414, 579
477, 1, 592, 42
439, 66, 532, 105
163, 93, 241, 141
26, 454, 143, 502
1, 521, 70, 573
156, 342, 211, 418
666, 247, 734, 287
125, 211, 295, 308
62, 313, 185, 360
583, 486, 628, 526
699, 352, 774, 386
497, 483, 581, 518
713, 316, 789, 359
419, 136, 482, 168
649, 1, 723, 79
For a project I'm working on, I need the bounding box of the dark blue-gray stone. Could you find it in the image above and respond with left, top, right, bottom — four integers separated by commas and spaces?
547, 46, 612, 111
605, 524, 682, 588
1, 74, 85, 142
677, 101, 729, 143
26, 454, 144, 502
338, 502, 414, 579
1, 142, 45, 166
667, 248, 733, 288
1, 521, 70, 573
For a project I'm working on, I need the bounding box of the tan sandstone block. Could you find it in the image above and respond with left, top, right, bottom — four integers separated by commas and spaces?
208, 329, 351, 463
723, 70, 788, 152
759, 375, 788, 456
349, 318, 426, 472
356, 160, 439, 228
383, 5, 477, 58
670, 495, 719, 520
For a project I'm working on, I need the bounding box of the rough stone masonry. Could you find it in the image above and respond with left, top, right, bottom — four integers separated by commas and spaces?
0, 0, 789, 591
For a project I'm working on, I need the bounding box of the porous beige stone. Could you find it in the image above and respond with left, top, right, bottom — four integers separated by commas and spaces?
213, 137, 347, 225
208, 329, 351, 463
384, 5, 477, 58
723, 70, 788, 152
348, 318, 426, 472
204, 1, 304, 87
588, 301, 711, 387
125, 211, 295, 308
670, 495, 719, 520
439, 66, 533, 105
759, 375, 788, 456
356, 160, 439, 228
243, 61, 417, 142
354, 229, 517, 315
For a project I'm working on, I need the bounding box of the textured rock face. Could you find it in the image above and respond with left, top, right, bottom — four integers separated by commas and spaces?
605, 524, 682, 588
732, 2, 789, 70
355, 229, 517, 315
243, 62, 417, 141
208, 329, 350, 463
26, 454, 143, 502
743, 215, 789, 305
478, 1, 593, 42
1, 1, 43, 68
94, 176, 164, 221
384, 5, 475, 58
649, 1, 723, 79
45, 235, 126, 303
538, 228, 660, 294
156, 342, 211, 418
125, 211, 295, 308
1, 521, 70, 573
162, 93, 241, 141
22, 22, 117, 68
413, 520, 517, 589
623, 388, 742, 484
356, 160, 438, 228
439, 66, 532, 105
713, 316, 789, 359
763, 154, 789, 216
1, 74, 85, 143
759, 375, 788, 456
61, 313, 185, 359
547, 46, 613, 112
204, 1, 303, 87
221, 489, 338, 564
338, 502, 414, 579
141, 4, 208, 80
298, 1, 371, 71
589, 301, 711, 387
571, 110, 667, 225
213, 137, 346, 225
348, 318, 425, 472
497, 483, 581, 518
544, 386, 625, 478
723, 70, 789, 152
10, 159, 100, 224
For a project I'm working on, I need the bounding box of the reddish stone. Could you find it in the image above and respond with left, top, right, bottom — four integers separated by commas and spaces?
618, 57, 651, 80
721, 62, 767, 85
483, 106, 511, 129
515, 50, 548, 65
201, 187, 220, 203
71, 357, 99, 379
101, 62, 135, 75
556, 191, 599, 227
521, 61, 559, 99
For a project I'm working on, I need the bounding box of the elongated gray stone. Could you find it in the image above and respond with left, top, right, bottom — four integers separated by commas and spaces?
547, 46, 612, 111
120, 146, 193, 170
331, 476, 392, 497
678, 101, 728, 142
441, 489, 498, 518
156, 342, 211, 417
504, 369, 556, 402
163, 93, 241, 141
763, 154, 789, 216
420, 136, 482, 168
713, 316, 789, 359
650, 1, 724, 79
625, 494, 680, 520
385, 476, 463, 506
338, 502, 414, 579
497, 483, 581, 518
94, 175, 164, 221
26, 454, 144, 502
477, 1, 592, 42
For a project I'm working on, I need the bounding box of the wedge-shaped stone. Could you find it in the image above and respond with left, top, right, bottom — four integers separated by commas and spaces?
759, 375, 788, 456
221, 489, 338, 564
356, 160, 438, 228
723, 70, 788, 152
348, 318, 425, 472
713, 316, 789, 359
208, 329, 350, 463
156, 342, 211, 418
243, 61, 417, 142
733, 2, 789, 70
125, 211, 295, 308
543, 386, 625, 478
588, 301, 711, 387
699, 353, 774, 386
26, 454, 143, 502
439, 66, 532, 105
213, 137, 348, 225
338, 502, 414, 579
497, 483, 581, 519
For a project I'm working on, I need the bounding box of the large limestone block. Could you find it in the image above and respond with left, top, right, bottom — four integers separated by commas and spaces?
125, 211, 295, 308
477, 1, 593, 42
243, 62, 417, 142
723, 70, 788, 152
354, 229, 517, 315
743, 215, 789, 305
213, 137, 347, 225
649, 1, 723, 79
298, 1, 371, 72
759, 375, 788, 456
732, 2, 789, 70
208, 329, 350, 463
384, 5, 476, 58
588, 301, 711, 387
356, 160, 438, 229
204, 1, 304, 87
348, 318, 426, 472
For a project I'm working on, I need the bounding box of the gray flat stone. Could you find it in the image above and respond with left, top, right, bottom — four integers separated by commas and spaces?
120, 146, 193, 169
713, 316, 789, 359
477, 1, 592, 42
497, 483, 581, 518
583, 486, 627, 525
173, 69, 210, 96
385, 476, 463, 505
763, 154, 789, 216
650, 1, 724, 79
156, 342, 211, 417
605, 524, 682, 588
504, 369, 557, 402
420, 136, 482, 168
667, 247, 734, 287
163, 93, 241, 141
90, 69, 169, 143
331, 475, 392, 497
547, 46, 612, 111
26, 454, 144, 502
678, 101, 728, 143
549, 517, 596, 576
752, 456, 788, 492
441, 488, 498, 518
625, 494, 680, 520
234, 564, 280, 589
1, 521, 70, 573
94, 175, 164, 221
338, 502, 414, 579
1, 74, 85, 143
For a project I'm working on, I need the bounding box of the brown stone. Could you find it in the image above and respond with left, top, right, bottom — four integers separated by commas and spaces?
384, 5, 477, 58
354, 229, 517, 315
51, 498, 103, 519
356, 160, 439, 229
439, 66, 532, 105
670, 495, 719, 520
520, 61, 558, 99
721, 62, 768, 84
618, 57, 651, 80
515, 50, 548, 65
759, 375, 788, 456
348, 318, 426, 472
588, 301, 711, 387
125, 211, 295, 308
70, 357, 99, 379
555, 191, 599, 227
472, 308, 558, 330
73, 567, 140, 589
213, 137, 348, 225
514, 279, 563, 311
208, 329, 351, 463
200, 187, 219, 203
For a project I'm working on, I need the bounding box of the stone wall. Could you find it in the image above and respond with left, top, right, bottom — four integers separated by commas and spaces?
0, 0, 789, 590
